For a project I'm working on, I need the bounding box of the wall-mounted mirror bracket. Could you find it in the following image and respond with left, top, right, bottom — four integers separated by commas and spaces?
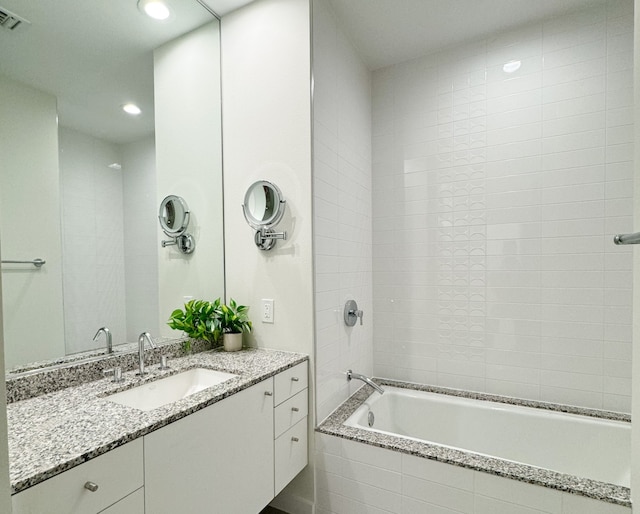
254, 228, 287, 251
159, 195, 195, 255
161, 234, 195, 254
242, 180, 287, 251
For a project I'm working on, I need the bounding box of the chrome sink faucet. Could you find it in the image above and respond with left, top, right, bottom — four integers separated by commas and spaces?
137, 332, 156, 376
93, 327, 112, 354
346, 369, 384, 395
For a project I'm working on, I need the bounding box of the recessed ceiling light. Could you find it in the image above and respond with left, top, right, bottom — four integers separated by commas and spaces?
138, 0, 171, 20
122, 103, 142, 116
503, 60, 521, 74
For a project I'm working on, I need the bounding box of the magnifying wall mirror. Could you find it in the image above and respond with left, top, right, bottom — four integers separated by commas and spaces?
242, 180, 287, 251
159, 195, 195, 254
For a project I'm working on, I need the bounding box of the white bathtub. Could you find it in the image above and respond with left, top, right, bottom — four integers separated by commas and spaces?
344, 386, 630, 488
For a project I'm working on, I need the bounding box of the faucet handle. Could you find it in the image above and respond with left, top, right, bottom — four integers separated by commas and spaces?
344, 300, 364, 327
103, 367, 123, 383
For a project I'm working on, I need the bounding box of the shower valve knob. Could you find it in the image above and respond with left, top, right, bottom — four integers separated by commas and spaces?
344, 300, 364, 327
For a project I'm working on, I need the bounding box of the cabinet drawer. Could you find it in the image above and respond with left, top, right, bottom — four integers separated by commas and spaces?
274, 361, 308, 406
13, 439, 143, 514
98, 487, 144, 514
274, 388, 308, 438
274, 417, 308, 495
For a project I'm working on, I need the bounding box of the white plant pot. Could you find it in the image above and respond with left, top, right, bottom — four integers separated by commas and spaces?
223, 332, 243, 352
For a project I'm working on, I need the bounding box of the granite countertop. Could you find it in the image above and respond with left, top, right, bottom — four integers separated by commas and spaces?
317, 378, 631, 508
8, 347, 307, 495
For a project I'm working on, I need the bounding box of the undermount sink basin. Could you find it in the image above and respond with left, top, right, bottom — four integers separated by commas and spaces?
107, 368, 238, 411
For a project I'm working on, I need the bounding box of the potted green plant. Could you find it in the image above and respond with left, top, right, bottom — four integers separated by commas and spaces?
218, 298, 252, 352
167, 299, 222, 351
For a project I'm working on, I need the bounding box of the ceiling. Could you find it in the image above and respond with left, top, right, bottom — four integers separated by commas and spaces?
0, 0, 251, 144
327, 0, 612, 70
0, 0, 615, 143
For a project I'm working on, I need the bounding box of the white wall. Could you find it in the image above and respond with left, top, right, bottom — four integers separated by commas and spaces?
372, 0, 634, 412
222, 0, 313, 356
0, 242, 11, 513
154, 20, 224, 335
122, 136, 159, 341
313, 0, 374, 423
59, 127, 127, 353
0, 76, 65, 368
221, 0, 314, 510
630, 0, 640, 506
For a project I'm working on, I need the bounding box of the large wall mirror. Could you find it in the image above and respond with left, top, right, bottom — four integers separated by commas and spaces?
0, 0, 225, 370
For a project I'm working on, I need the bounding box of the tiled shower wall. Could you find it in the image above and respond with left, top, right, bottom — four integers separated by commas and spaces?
59, 127, 127, 354
60, 129, 159, 353
122, 137, 159, 342
313, 0, 373, 422
372, 0, 634, 412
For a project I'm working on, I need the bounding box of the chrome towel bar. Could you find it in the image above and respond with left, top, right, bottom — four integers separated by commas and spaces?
613, 233, 640, 245
1, 258, 46, 268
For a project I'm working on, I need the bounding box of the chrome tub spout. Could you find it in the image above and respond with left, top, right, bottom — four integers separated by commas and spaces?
346, 369, 384, 395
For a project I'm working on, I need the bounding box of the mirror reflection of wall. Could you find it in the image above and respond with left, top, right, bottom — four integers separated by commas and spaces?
59, 128, 159, 354
0, 0, 224, 370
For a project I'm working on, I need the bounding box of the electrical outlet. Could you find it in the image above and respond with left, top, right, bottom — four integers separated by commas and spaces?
262, 299, 274, 323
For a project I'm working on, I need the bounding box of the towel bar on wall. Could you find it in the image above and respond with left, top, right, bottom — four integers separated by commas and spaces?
613, 233, 640, 245
1, 258, 46, 268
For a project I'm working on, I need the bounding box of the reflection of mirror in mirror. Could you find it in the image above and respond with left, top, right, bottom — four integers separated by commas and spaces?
159, 195, 196, 255
0, 0, 223, 370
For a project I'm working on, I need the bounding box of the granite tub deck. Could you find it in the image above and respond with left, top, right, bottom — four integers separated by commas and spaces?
317, 378, 631, 508
8, 348, 308, 494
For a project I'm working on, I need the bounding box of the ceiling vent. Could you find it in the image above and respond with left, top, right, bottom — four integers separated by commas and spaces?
0, 6, 30, 32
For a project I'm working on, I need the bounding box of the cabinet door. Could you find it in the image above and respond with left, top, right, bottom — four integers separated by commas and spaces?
144, 379, 274, 514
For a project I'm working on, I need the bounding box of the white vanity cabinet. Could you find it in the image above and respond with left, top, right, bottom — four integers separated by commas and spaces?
273, 361, 308, 495
12, 439, 144, 514
144, 378, 275, 514
11, 360, 309, 514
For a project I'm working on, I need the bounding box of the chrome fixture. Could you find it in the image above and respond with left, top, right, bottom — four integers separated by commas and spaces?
344, 300, 363, 327
84, 481, 99, 492
159, 195, 195, 254
93, 327, 113, 354
137, 332, 156, 376
346, 369, 384, 395
367, 411, 375, 427
159, 355, 170, 370
242, 180, 287, 250
103, 366, 123, 383
1, 258, 45, 268
614, 232, 640, 245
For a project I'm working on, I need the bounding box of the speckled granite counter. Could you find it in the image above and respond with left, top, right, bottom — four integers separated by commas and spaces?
8, 347, 307, 495
317, 378, 631, 508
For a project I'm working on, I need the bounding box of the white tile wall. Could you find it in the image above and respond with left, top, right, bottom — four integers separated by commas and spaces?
315, 433, 631, 514
313, 0, 373, 421
371, 0, 634, 412
122, 137, 159, 341
59, 127, 127, 354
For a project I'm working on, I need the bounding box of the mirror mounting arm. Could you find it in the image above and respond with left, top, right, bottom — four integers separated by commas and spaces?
254, 228, 287, 251
161, 234, 195, 254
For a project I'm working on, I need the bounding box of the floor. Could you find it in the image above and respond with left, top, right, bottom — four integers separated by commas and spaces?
259, 507, 288, 514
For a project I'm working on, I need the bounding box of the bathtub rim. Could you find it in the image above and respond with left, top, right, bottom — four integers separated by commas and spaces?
316, 378, 631, 508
